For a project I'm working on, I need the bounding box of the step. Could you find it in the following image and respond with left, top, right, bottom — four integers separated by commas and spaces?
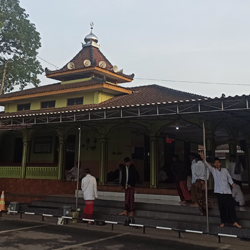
19, 202, 250, 235
43, 195, 250, 220
27, 199, 250, 228
75, 190, 181, 202
93, 213, 250, 238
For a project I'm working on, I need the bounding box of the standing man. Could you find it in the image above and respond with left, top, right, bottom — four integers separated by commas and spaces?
200, 153, 241, 228
119, 157, 137, 217
81, 168, 98, 224
228, 155, 243, 189
171, 155, 191, 205
190, 154, 211, 215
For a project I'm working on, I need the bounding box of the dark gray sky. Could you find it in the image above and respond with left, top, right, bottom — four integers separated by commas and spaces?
20, 0, 250, 98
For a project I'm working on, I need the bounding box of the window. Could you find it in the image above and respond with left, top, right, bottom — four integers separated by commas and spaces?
34, 137, 52, 153
41, 100, 55, 109
132, 147, 144, 160
17, 103, 30, 111
67, 97, 83, 106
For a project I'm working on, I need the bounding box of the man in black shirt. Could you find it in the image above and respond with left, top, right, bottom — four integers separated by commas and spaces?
119, 157, 137, 217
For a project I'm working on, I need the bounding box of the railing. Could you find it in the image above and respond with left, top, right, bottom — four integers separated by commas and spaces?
0, 210, 246, 243
0, 166, 22, 178
25, 167, 58, 179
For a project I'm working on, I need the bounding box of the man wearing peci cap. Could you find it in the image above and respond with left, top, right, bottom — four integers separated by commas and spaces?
119, 157, 137, 217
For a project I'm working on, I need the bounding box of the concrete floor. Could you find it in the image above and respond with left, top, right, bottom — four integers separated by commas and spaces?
0, 214, 250, 250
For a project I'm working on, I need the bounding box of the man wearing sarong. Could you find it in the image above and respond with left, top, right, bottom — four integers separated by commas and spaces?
191, 154, 211, 215
81, 168, 98, 224
119, 157, 137, 217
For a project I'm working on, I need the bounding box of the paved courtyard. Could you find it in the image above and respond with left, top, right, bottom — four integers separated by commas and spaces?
0, 214, 249, 250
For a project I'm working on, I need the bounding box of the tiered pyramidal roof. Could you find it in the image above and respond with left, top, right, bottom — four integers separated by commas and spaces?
45, 24, 134, 83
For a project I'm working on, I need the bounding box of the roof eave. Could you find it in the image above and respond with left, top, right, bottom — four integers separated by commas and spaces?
0, 83, 132, 104
46, 67, 134, 83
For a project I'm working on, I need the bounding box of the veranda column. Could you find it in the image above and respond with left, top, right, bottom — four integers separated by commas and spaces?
99, 138, 108, 185
57, 138, 65, 180
21, 140, 29, 178
205, 134, 215, 190
150, 136, 158, 188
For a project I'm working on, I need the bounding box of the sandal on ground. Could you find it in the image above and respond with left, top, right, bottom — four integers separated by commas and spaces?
191, 203, 199, 207
119, 211, 128, 216
233, 222, 242, 229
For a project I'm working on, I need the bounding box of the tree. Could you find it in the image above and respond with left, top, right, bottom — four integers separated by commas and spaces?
0, 0, 43, 94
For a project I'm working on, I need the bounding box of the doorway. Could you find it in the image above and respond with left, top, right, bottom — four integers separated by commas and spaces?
65, 135, 76, 170
13, 137, 23, 164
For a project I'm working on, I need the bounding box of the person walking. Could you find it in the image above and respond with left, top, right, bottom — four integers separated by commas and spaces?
200, 153, 241, 228
171, 155, 191, 205
119, 157, 137, 217
81, 168, 98, 224
191, 154, 211, 215
228, 155, 243, 189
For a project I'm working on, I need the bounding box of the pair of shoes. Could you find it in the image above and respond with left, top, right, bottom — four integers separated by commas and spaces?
219, 222, 242, 229
233, 222, 242, 229
119, 211, 134, 217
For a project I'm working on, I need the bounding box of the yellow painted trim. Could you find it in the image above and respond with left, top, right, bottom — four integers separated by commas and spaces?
61, 77, 92, 85
0, 83, 132, 103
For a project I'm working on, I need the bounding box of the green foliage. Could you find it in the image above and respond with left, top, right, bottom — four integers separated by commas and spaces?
0, 0, 43, 93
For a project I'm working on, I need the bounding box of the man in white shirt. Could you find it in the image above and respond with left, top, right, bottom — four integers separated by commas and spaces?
200, 153, 241, 229
81, 168, 98, 224
232, 184, 245, 206
191, 155, 211, 215
228, 155, 243, 189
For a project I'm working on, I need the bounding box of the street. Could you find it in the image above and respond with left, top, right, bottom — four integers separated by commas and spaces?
0, 214, 249, 250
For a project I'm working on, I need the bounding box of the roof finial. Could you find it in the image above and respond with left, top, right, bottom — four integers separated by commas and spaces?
90, 22, 94, 34
83, 22, 99, 48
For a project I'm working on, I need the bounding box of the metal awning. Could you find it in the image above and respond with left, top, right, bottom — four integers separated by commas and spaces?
1, 95, 250, 129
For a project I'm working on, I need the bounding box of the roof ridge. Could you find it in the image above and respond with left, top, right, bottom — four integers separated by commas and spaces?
46, 47, 85, 74
97, 48, 113, 67
126, 84, 205, 98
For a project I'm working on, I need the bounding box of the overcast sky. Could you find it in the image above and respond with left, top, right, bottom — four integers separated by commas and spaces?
20, 0, 250, 98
